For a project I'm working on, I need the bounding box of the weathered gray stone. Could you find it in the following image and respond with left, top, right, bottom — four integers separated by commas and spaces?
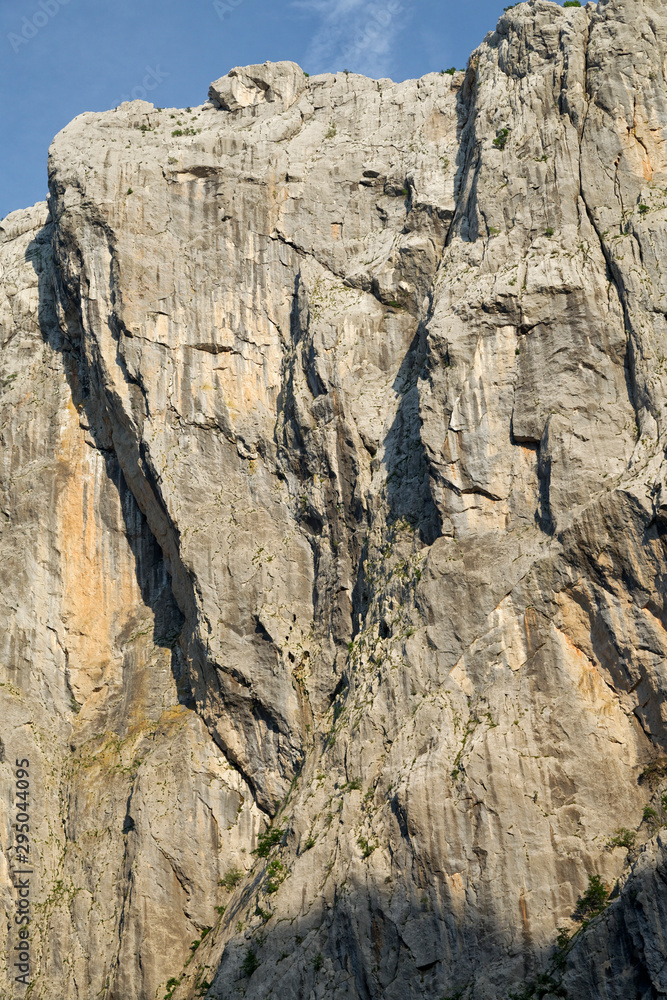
2, 3, 667, 998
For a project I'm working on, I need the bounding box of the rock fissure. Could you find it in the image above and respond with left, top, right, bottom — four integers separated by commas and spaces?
4, 8, 667, 999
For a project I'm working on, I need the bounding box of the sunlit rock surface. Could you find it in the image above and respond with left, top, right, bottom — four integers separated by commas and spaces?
2, 2, 667, 998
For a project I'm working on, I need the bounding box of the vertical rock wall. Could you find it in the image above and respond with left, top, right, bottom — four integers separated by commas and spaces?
2, 1, 667, 998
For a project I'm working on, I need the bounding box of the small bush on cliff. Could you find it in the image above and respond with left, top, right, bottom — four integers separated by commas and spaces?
357, 836, 376, 858
253, 825, 286, 858
607, 827, 636, 850
493, 128, 510, 150
639, 756, 667, 784
219, 868, 243, 891
563, 1, 581, 6
575, 874, 609, 920
164, 978, 182, 1000
241, 947, 260, 977
643, 805, 658, 825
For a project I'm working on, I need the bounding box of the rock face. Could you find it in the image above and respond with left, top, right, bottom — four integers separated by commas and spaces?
2, 2, 667, 998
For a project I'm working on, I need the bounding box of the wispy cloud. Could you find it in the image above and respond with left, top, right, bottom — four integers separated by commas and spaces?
296, 0, 404, 80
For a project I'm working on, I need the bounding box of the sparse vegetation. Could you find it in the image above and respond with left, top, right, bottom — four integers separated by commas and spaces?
164, 977, 182, 1000
575, 874, 609, 920
545, 227, 555, 237
563, 1, 581, 6
219, 868, 244, 891
556, 927, 570, 951
509, 973, 567, 999
643, 805, 658, 824
639, 757, 667, 784
607, 827, 636, 850
265, 858, 286, 894
493, 127, 510, 150
241, 948, 260, 977
357, 836, 376, 858
253, 826, 286, 858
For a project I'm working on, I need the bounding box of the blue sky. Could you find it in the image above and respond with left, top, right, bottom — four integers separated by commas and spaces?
1, 0, 510, 219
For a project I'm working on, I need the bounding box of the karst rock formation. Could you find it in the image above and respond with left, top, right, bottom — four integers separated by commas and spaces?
2, 1, 667, 997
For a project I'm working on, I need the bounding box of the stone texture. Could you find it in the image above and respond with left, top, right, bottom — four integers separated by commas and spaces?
2, 1, 667, 998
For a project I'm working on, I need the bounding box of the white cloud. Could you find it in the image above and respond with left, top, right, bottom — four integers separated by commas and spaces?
296, 0, 404, 80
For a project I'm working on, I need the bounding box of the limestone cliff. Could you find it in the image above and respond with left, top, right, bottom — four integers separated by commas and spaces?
2, 1, 667, 998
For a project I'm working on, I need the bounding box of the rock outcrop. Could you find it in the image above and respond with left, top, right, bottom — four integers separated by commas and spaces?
2, 2, 667, 998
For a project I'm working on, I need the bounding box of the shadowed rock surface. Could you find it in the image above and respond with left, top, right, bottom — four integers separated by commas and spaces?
2, 2, 667, 998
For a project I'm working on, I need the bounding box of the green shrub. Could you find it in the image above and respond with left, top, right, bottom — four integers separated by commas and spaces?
545, 227, 555, 237
265, 858, 286, 894
219, 868, 244, 891
556, 927, 570, 950
607, 828, 636, 850
164, 977, 182, 1000
493, 128, 510, 150
640, 757, 667, 784
643, 805, 658, 823
253, 826, 286, 858
639, 203, 649, 215
575, 874, 608, 919
563, 1, 581, 6
313, 953, 324, 972
241, 948, 260, 977
444, 67, 456, 75
357, 836, 376, 858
